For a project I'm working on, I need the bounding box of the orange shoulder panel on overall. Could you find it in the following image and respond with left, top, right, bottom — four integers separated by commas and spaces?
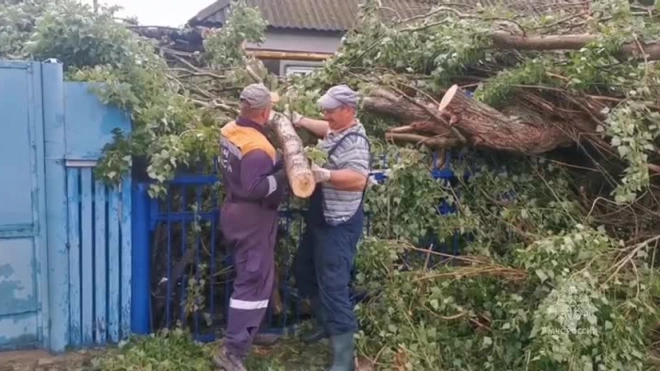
221, 121, 276, 162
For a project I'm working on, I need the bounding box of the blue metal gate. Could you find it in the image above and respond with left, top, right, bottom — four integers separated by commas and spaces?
0, 61, 48, 351
0, 60, 133, 353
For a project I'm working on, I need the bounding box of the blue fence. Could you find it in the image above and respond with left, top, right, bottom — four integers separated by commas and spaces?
131, 150, 467, 341
132, 174, 309, 341
65, 166, 132, 347
0, 59, 132, 353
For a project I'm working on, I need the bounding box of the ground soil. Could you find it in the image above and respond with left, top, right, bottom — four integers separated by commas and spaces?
0, 349, 101, 371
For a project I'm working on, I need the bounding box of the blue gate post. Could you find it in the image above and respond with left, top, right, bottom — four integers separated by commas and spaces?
42, 60, 70, 353
131, 183, 152, 334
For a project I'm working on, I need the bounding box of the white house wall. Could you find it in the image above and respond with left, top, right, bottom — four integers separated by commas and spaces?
246, 29, 343, 54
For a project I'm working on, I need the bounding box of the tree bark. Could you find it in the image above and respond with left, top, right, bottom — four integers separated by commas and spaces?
363, 88, 454, 138
437, 85, 574, 154
490, 31, 660, 61
268, 112, 316, 198
363, 86, 580, 154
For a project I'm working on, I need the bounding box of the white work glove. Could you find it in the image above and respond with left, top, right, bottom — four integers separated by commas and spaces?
290, 111, 303, 127
311, 163, 331, 183
283, 104, 303, 127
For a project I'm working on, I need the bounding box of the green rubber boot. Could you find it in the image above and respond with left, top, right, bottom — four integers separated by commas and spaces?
299, 296, 328, 343
329, 332, 355, 371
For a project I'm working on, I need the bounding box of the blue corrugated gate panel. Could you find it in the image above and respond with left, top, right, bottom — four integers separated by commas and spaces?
0, 61, 47, 351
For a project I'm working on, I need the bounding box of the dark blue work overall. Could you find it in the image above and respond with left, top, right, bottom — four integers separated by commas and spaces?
294, 132, 369, 337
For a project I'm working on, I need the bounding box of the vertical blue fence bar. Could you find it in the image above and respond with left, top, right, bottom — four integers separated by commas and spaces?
80, 168, 94, 345
67, 169, 82, 348
42, 61, 70, 353
107, 187, 121, 343
94, 178, 108, 345
131, 183, 151, 335
120, 178, 133, 339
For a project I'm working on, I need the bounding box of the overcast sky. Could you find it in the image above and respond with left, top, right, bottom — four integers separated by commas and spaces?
79, 0, 217, 27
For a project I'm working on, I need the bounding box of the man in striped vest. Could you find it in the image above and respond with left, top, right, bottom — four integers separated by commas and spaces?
291, 85, 371, 371
213, 83, 288, 371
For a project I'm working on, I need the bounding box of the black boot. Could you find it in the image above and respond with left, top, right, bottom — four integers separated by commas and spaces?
329, 332, 355, 371
253, 331, 281, 346
252, 315, 281, 346
299, 296, 328, 343
301, 323, 328, 343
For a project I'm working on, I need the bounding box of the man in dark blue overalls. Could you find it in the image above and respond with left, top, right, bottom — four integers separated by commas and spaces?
214, 83, 289, 371
290, 85, 371, 371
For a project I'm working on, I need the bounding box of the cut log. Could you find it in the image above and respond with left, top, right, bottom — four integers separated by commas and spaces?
268, 112, 316, 198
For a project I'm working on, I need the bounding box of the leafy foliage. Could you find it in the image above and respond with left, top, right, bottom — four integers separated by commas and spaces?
353, 151, 660, 370
203, 0, 268, 68
92, 329, 213, 371
92, 328, 330, 371
4, 0, 660, 370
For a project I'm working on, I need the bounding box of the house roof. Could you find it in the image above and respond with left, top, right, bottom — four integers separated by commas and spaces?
189, 0, 435, 31
189, 0, 590, 32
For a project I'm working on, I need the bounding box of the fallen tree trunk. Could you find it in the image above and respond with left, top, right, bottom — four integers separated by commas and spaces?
437, 84, 576, 154
363, 86, 579, 154
268, 112, 316, 198
363, 88, 453, 133
489, 31, 660, 60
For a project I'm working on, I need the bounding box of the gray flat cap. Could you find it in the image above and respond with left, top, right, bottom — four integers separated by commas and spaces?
240, 83, 279, 109
318, 84, 358, 110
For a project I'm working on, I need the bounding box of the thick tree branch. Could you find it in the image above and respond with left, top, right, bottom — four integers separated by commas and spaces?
490, 31, 660, 60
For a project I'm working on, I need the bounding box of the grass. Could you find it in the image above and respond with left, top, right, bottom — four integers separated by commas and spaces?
246, 337, 330, 370
88, 327, 331, 371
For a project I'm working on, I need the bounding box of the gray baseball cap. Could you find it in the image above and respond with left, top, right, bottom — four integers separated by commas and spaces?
318, 84, 358, 110
240, 83, 279, 109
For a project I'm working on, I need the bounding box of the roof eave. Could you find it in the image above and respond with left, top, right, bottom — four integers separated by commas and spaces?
189, 0, 231, 25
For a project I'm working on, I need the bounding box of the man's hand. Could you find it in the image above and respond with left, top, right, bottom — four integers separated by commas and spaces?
290, 111, 303, 127
282, 106, 303, 127
311, 163, 331, 183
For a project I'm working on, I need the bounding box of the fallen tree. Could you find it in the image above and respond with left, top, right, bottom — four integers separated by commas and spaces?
279, 1, 660, 370
364, 86, 585, 154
